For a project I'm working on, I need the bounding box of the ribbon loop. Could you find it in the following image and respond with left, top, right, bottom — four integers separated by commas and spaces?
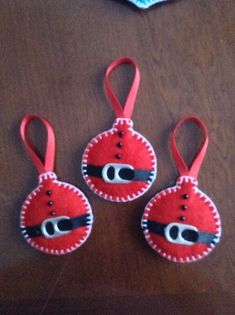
104, 57, 140, 119
20, 114, 56, 174
170, 116, 208, 180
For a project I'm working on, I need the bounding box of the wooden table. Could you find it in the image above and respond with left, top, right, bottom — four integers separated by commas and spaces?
0, 1, 234, 314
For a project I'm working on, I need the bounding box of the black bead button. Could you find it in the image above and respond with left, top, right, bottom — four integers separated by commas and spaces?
46, 190, 52, 196
181, 205, 188, 210
117, 142, 123, 148
118, 131, 124, 137
48, 201, 54, 206
183, 194, 189, 199
50, 211, 56, 216
179, 216, 186, 221
116, 153, 122, 159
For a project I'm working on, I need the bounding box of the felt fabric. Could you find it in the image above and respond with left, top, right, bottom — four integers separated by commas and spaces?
141, 116, 221, 263
82, 57, 157, 202
82, 118, 156, 202
20, 114, 93, 255
142, 176, 221, 262
20, 172, 93, 255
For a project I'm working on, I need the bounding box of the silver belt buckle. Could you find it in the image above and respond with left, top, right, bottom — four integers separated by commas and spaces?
41, 216, 71, 239
102, 163, 134, 184
165, 222, 198, 246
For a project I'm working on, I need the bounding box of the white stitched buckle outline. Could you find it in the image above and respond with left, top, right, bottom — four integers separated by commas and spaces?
165, 222, 199, 246
102, 163, 134, 184
41, 216, 71, 239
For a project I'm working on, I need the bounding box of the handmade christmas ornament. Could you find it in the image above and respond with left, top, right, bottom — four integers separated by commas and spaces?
82, 57, 157, 202
141, 116, 221, 263
20, 114, 93, 255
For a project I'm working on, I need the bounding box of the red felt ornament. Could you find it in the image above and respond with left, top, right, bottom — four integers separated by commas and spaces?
82, 57, 157, 202
141, 116, 221, 263
20, 115, 93, 255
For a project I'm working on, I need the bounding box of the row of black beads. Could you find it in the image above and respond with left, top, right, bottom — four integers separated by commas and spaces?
115, 130, 124, 160
46, 190, 56, 216
179, 194, 189, 222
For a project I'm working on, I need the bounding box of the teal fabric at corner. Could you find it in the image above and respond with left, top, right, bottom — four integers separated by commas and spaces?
128, 0, 169, 9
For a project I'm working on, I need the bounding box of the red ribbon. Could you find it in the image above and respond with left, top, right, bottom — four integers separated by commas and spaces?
104, 57, 140, 119
170, 116, 209, 180
20, 114, 56, 174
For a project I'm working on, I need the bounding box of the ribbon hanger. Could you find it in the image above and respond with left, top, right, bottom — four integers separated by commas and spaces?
170, 116, 209, 180
20, 114, 56, 174
104, 57, 141, 119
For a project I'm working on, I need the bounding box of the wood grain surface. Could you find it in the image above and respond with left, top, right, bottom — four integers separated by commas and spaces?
0, 0, 234, 314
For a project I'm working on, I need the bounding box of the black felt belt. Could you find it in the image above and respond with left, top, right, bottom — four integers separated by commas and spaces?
22, 214, 91, 238
143, 220, 217, 245
83, 164, 154, 182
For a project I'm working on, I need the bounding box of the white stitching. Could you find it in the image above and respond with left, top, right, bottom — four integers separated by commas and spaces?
20, 173, 93, 255
141, 176, 221, 263
39, 172, 57, 183
81, 118, 157, 202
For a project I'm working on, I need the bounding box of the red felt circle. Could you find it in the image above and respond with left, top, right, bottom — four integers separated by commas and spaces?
82, 119, 157, 202
142, 176, 221, 263
20, 173, 93, 255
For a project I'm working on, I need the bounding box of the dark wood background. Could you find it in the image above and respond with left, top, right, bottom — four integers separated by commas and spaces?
0, 0, 234, 314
